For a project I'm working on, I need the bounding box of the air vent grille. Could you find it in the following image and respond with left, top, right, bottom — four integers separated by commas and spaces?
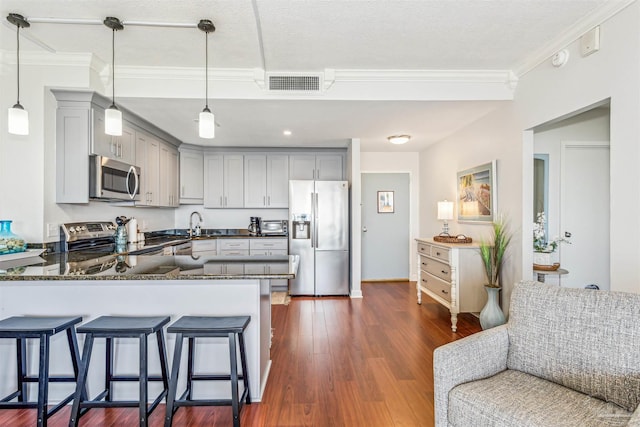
269, 75, 321, 92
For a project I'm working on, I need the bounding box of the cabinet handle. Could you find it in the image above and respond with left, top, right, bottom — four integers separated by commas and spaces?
441, 289, 449, 294
181, 185, 185, 197
263, 196, 266, 206
441, 270, 448, 275
267, 196, 271, 206
219, 196, 222, 207
436, 251, 441, 256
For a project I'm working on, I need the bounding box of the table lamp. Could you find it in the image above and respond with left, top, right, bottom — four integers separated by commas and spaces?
437, 200, 454, 236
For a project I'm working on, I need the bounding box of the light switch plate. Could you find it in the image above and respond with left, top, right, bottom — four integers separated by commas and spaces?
581, 26, 600, 57
47, 223, 58, 238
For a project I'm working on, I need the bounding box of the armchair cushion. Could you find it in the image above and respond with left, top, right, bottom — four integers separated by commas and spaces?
449, 369, 632, 427
506, 281, 640, 412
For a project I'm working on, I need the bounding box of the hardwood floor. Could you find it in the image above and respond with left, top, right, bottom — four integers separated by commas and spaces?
0, 282, 481, 426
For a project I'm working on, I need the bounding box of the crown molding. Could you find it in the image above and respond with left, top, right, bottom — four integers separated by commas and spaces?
513, 0, 636, 77
115, 66, 258, 81
331, 68, 513, 83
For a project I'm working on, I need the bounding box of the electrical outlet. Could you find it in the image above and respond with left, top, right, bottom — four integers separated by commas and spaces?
47, 223, 58, 238
141, 220, 148, 231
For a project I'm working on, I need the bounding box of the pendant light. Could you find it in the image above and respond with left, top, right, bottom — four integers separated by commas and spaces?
104, 17, 124, 136
6, 13, 30, 136
198, 19, 216, 139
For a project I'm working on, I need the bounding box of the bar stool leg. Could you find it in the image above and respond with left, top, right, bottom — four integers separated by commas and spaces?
164, 333, 183, 427
155, 330, 170, 393
36, 334, 50, 427
139, 333, 148, 427
16, 337, 27, 402
70, 334, 94, 427
228, 332, 240, 427
187, 337, 195, 400
65, 326, 87, 401
238, 332, 250, 403
105, 337, 113, 401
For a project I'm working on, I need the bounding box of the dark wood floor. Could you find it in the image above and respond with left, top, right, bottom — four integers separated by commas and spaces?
0, 282, 481, 426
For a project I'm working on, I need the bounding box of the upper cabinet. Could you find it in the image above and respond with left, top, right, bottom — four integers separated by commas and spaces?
244, 154, 289, 208
289, 153, 344, 180
179, 147, 204, 204
204, 154, 244, 208
52, 89, 182, 205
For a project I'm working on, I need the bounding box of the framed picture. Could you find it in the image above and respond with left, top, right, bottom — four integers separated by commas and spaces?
457, 160, 497, 223
377, 191, 394, 213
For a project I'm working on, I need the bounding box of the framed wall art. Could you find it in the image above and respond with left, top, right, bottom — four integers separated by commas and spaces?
377, 191, 394, 213
456, 160, 497, 223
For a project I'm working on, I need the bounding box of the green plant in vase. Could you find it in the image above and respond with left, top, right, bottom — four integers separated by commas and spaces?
478, 216, 512, 329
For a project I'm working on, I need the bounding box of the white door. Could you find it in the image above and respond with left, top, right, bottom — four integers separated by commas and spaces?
361, 173, 410, 280
560, 141, 610, 289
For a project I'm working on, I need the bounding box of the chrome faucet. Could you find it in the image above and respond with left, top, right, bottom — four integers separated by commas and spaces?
189, 211, 203, 238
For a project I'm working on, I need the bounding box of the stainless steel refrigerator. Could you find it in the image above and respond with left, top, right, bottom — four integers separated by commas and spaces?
289, 180, 349, 295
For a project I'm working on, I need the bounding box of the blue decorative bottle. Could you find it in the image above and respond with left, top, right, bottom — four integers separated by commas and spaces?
0, 220, 27, 255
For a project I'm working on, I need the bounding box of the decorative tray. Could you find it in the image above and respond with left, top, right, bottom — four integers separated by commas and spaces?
533, 262, 560, 271
433, 234, 472, 244
0, 249, 46, 262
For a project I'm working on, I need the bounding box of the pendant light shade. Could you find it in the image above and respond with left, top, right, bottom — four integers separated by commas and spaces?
104, 17, 123, 136
6, 13, 30, 136
198, 19, 216, 139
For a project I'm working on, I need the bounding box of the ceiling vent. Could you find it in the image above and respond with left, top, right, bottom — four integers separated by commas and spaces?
268, 74, 321, 92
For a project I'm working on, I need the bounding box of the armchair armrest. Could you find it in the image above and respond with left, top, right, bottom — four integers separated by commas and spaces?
628, 405, 640, 426
433, 325, 509, 427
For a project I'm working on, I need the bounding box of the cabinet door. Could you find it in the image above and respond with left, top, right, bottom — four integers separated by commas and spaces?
244, 155, 267, 207
136, 132, 160, 206
90, 108, 113, 158
245, 263, 267, 274
179, 149, 204, 203
160, 143, 179, 207
116, 123, 136, 164
289, 155, 316, 180
204, 155, 224, 208
316, 154, 343, 180
266, 155, 289, 207
56, 107, 91, 203
224, 155, 244, 208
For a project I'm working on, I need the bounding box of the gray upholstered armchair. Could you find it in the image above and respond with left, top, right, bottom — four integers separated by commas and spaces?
434, 281, 640, 427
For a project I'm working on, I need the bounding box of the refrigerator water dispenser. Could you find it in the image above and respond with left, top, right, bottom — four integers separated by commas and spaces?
292, 220, 310, 239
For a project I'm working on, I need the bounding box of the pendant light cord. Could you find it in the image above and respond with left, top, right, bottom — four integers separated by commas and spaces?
111, 27, 116, 107
205, 30, 209, 110
16, 25, 20, 105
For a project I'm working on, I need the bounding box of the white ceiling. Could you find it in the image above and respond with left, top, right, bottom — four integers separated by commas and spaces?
0, 0, 627, 151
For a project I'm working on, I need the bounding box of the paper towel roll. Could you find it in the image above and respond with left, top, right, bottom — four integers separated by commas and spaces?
127, 218, 138, 243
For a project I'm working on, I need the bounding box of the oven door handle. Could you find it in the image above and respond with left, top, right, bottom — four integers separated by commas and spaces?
127, 165, 139, 200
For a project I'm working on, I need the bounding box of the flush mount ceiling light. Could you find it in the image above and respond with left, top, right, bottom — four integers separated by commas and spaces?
6, 13, 30, 136
104, 17, 124, 136
283, 130, 292, 136
198, 19, 216, 139
387, 134, 411, 145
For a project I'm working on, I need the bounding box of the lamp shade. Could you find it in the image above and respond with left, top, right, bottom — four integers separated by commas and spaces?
437, 200, 454, 220
199, 108, 215, 139
8, 105, 28, 135
105, 106, 122, 136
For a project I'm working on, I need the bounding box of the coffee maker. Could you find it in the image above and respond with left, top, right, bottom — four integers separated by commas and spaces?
248, 216, 261, 235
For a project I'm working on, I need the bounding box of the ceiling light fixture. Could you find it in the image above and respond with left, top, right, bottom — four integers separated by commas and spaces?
104, 17, 124, 136
283, 130, 292, 136
6, 13, 30, 136
387, 134, 411, 145
198, 19, 216, 139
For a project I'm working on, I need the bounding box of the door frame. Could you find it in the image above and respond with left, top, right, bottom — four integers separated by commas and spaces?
360, 170, 417, 281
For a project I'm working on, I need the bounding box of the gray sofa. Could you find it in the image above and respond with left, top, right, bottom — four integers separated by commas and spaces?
434, 280, 640, 427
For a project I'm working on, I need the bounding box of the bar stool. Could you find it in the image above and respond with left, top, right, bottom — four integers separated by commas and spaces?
69, 316, 170, 427
0, 316, 84, 427
164, 316, 251, 427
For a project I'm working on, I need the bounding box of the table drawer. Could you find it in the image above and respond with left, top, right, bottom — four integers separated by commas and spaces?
431, 245, 450, 262
417, 242, 431, 256
420, 273, 452, 302
422, 257, 451, 282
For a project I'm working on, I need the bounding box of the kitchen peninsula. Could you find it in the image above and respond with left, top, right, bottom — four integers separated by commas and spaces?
0, 249, 298, 404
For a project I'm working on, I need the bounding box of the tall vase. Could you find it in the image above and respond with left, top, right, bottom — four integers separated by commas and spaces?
479, 286, 506, 330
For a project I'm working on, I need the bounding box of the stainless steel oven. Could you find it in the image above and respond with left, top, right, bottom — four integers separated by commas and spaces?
89, 155, 141, 201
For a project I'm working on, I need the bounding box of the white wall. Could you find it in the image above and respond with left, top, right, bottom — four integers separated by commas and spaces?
419, 2, 640, 309
361, 152, 420, 280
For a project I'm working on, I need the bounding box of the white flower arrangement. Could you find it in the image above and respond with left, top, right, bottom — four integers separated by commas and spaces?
533, 212, 570, 253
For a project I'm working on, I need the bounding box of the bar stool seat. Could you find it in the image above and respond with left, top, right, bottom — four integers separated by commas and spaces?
69, 316, 170, 427
164, 316, 251, 427
0, 316, 83, 427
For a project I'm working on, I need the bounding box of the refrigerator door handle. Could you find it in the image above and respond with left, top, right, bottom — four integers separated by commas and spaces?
310, 192, 315, 248
314, 192, 319, 248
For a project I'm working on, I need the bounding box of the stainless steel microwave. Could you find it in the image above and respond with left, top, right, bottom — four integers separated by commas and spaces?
259, 219, 288, 235
89, 155, 141, 201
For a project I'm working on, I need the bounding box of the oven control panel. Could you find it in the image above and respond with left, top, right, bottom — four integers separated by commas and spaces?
61, 221, 117, 243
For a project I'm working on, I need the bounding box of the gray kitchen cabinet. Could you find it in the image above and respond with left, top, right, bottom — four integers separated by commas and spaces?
91, 109, 136, 164
244, 154, 289, 208
204, 154, 244, 208
179, 147, 204, 204
160, 143, 179, 207
135, 131, 160, 206
250, 238, 288, 290
289, 153, 344, 180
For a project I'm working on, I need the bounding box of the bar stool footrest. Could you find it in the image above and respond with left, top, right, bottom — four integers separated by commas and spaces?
190, 374, 246, 381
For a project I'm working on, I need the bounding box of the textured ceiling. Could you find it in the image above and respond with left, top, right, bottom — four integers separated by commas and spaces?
0, 0, 623, 151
